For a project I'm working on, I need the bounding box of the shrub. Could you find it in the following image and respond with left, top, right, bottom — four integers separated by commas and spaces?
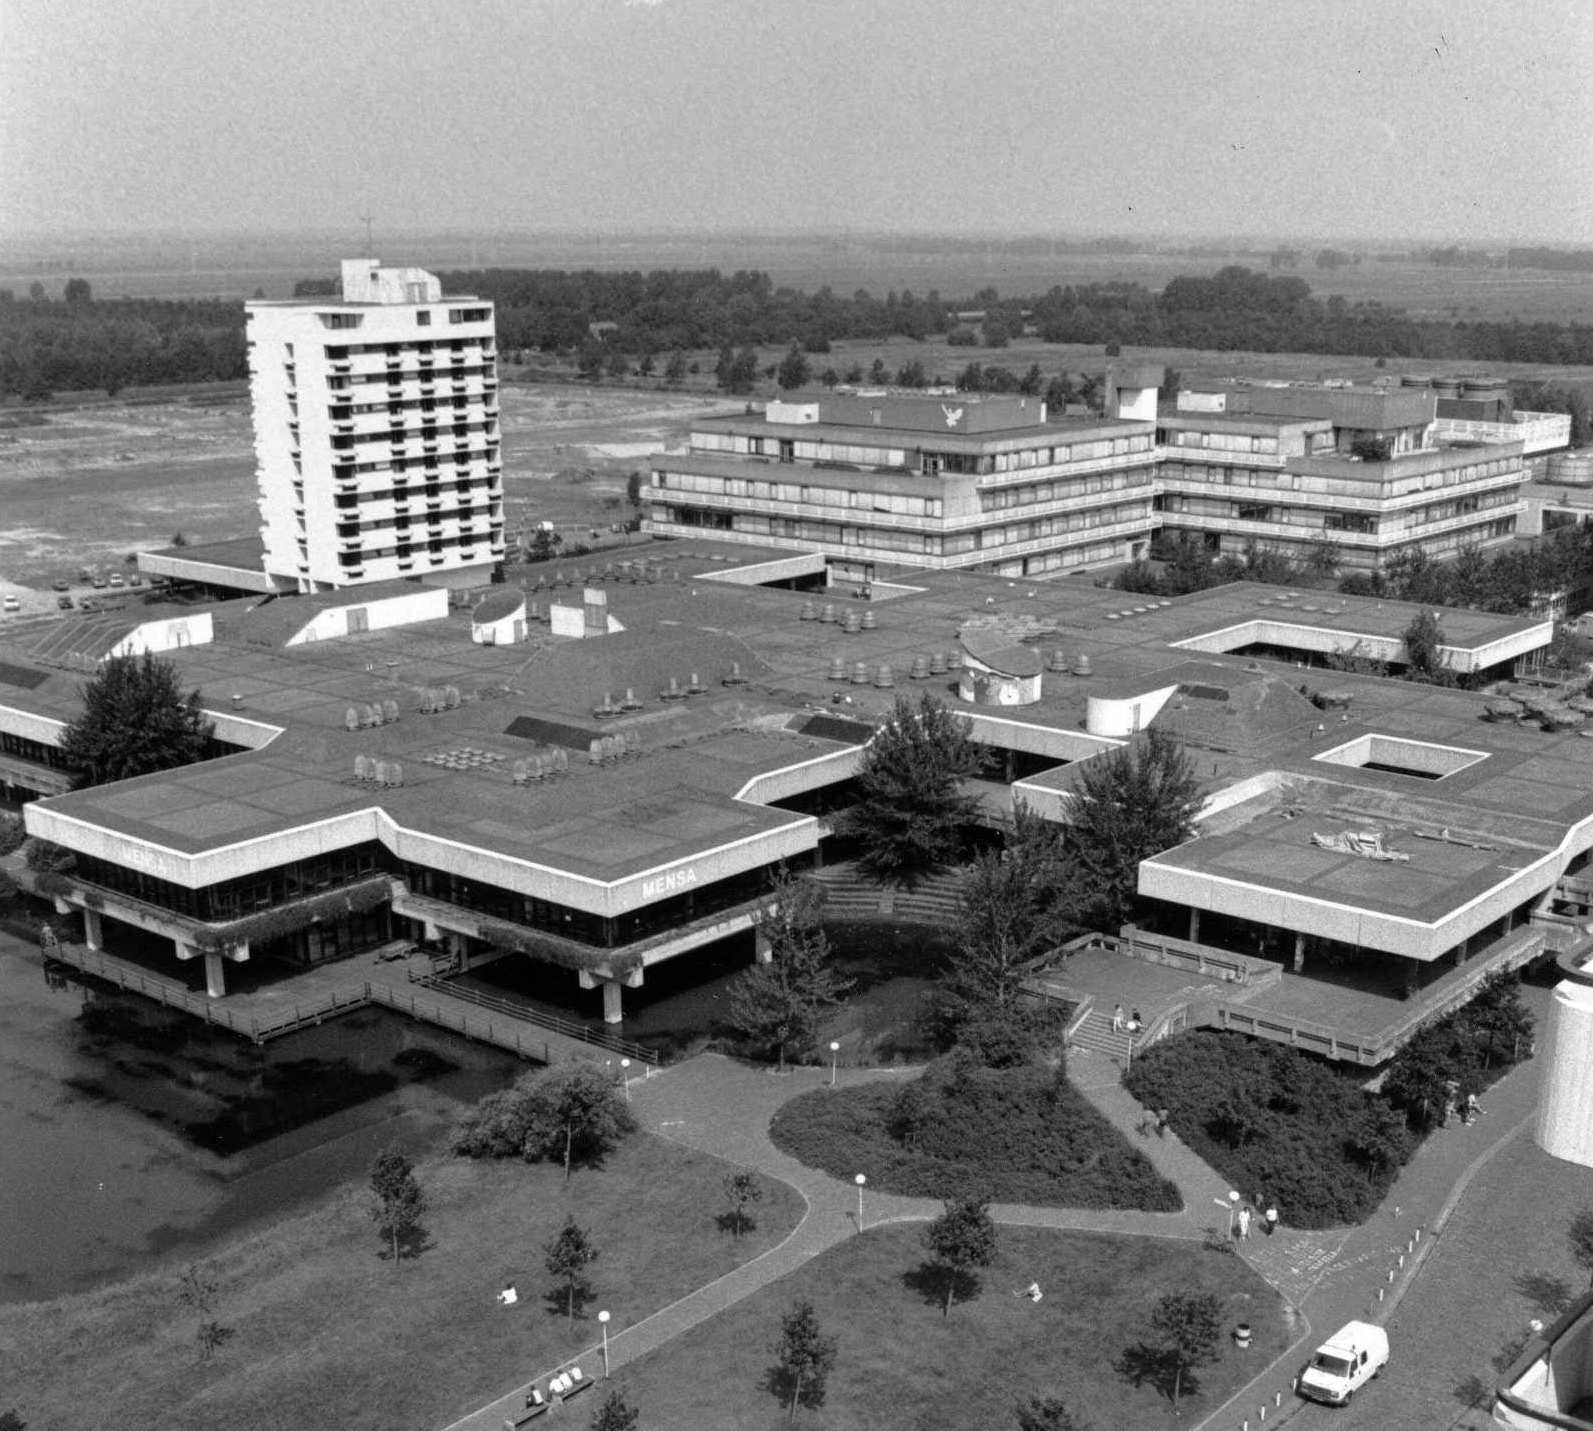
0, 814, 25, 858
1383, 971, 1534, 1131
453, 1064, 637, 1172
1124, 1032, 1411, 1228
770, 1060, 1179, 1211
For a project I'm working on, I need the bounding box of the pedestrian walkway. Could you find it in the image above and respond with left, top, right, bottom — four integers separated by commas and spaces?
1191, 986, 1552, 1431
443, 1048, 1260, 1431
442, 1008, 1552, 1431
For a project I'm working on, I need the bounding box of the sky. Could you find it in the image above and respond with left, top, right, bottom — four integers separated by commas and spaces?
3, 0, 1591, 245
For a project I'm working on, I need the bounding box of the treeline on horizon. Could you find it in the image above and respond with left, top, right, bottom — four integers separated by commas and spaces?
4, 263, 1593, 402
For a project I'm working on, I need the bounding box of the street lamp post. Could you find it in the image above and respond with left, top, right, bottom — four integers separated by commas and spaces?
619, 1059, 631, 1101
1227, 1189, 1240, 1241
829, 1041, 840, 1087
597, 1310, 611, 1378
855, 1173, 866, 1233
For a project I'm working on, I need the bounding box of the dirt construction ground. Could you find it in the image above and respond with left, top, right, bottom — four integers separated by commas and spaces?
0, 384, 728, 613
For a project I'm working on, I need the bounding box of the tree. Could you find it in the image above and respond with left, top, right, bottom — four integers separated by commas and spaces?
63, 277, 92, 305
727, 869, 853, 1070
58, 651, 216, 789
369, 1145, 426, 1265
922, 1196, 997, 1316
170, 530, 189, 547
544, 1217, 599, 1328
523, 1063, 639, 1178
777, 341, 811, 390
663, 349, 687, 386
590, 1391, 640, 1431
726, 347, 760, 394
771, 1298, 837, 1421
845, 692, 980, 886
1016, 1397, 1086, 1431
943, 802, 1081, 1033
1569, 1208, 1593, 1287
1401, 610, 1452, 683
0, 1410, 23, 1431
722, 1169, 764, 1237
176, 1262, 234, 1362
1149, 1290, 1223, 1410
1068, 729, 1202, 928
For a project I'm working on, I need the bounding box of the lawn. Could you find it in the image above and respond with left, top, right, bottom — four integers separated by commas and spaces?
601, 1225, 1288, 1431
0, 1135, 802, 1431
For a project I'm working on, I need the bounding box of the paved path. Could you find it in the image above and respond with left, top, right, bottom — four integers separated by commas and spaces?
1191, 987, 1552, 1431
443, 1048, 1253, 1431
444, 1020, 1550, 1431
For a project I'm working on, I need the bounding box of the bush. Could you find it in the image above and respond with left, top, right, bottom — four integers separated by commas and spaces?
453, 1064, 637, 1170
1124, 1033, 1412, 1228
1383, 971, 1534, 1131
0, 814, 25, 858
770, 1060, 1179, 1210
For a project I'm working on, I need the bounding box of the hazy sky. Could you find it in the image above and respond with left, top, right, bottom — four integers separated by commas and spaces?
3, 0, 1590, 244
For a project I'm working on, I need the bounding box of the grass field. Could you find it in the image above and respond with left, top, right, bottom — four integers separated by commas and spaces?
599, 1224, 1289, 1431
6, 232, 1592, 325
0, 1135, 802, 1431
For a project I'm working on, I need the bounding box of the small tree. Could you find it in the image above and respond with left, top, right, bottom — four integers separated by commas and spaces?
59, 651, 216, 789
1149, 1290, 1223, 1410
663, 350, 688, 386
726, 869, 853, 1070
845, 692, 980, 886
521, 1063, 639, 1179
1069, 729, 1202, 929
590, 1391, 640, 1431
777, 342, 811, 390
0, 1409, 24, 1431
544, 1218, 599, 1329
943, 801, 1080, 1030
176, 1262, 233, 1363
922, 1197, 997, 1317
772, 1298, 837, 1421
1570, 1209, 1593, 1288
369, 1145, 426, 1265
1401, 610, 1451, 683
1016, 1397, 1086, 1431
723, 1169, 764, 1237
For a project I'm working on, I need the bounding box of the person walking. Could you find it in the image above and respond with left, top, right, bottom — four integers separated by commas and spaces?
1111, 1003, 1125, 1034
1237, 1206, 1252, 1241
1265, 1204, 1278, 1236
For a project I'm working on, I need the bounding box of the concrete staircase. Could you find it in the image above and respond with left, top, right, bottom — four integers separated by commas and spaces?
1067, 1007, 1139, 1060
809, 865, 965, 924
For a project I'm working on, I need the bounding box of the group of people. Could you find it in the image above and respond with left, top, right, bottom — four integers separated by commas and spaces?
1233, 1197, 1280, 1240
1110, 1003, 1142, 1035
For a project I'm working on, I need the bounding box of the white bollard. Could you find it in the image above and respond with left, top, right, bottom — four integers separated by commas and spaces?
1377, 1287, 1385, 1302
1275, 1391, 1282, 1407
1398, 1253, 1405, 1268
1259, 1405, 1266, 1422
1414, 1227, 1422, 1243
1388, 1269, 1396, 1283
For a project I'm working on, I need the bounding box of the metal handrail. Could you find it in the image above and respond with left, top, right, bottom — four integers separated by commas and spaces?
405, 972, 661, 1063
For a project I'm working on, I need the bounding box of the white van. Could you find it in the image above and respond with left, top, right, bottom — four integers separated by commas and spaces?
1298, 1321, 1389, 1406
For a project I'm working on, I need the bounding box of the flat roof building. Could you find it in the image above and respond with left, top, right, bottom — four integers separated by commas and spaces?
2, 541, 1577, 1054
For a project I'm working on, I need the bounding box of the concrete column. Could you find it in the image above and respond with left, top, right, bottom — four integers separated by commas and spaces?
82, 908, 104, 952
204, 951, 227, 999
1292, 932, 1306, 973
754, 928, 773, 964
1188, 909, 1201, 944
601, 979, 623, 1025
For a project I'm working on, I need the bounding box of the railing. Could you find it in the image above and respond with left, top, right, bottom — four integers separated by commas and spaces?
404, 972, 661, 1064
1064, 930, 1262, 986
40, 942, 369, 1043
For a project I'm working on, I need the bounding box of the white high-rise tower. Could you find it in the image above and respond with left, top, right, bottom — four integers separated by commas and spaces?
247, 259, 503, 591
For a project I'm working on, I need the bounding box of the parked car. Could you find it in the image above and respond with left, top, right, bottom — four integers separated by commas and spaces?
57, 594, 74, 610
51, 578, 70, 592
90, 574, 107, 589
1299, 1322, 1388, 1406
128, 573, 143, 587
108, 573, 124, 588
2, 595, 19, 613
